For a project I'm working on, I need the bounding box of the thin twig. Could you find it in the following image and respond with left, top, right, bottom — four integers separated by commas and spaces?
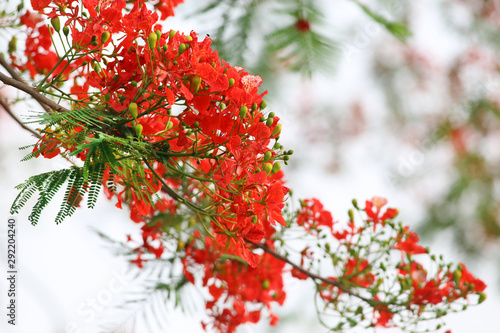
0, 97, 41, 138
247, 240, 376, 305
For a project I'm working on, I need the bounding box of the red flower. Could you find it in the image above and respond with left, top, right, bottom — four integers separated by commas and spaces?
393, 227, 427, 255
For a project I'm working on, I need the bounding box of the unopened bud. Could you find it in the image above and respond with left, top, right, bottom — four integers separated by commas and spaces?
135, 124, 143, 137
271, 162, 281, 174
252, 103, 258, 112
8, 36, 17, 54
262, 279, 270, 289
129, 102, 138, 119
192, 75, 201, 93
163, 44, 168, 52
228, 78, 235, 87
263, 162, 272, 175
348, 209, 354, 221
260, 100, 267, 109
453, 269, 462, 286
251, 216, 258, 224
51, 17, 61, 32
185, 35, 193, 41
478, 292, 486, 304
239, 105, 248, 118
271, 123, 282, 137
148, 32, 158, 49
63, 26, 70, 36
178, 43, 186, 54
131, 80, 137, 87
155, 30, 162, 41
101, 31, 110, 44
268, 112, 275, 119
352, 199, 359, 209
169, 30, 177, 40
263, 151, 272, 162
165, 120, 173, 130
266, 118, 274, 127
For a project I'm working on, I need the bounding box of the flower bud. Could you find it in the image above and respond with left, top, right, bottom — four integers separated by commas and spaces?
260, 100, 267, 109
163, 44, 168, 52
129, 102, 138, 119
192, 75, 201, 93
252, 103, 258, 112
239, 105, 248, 118
148, 32, 158, 49
178, 43, 187, 54
348, 209, 354, 221
131, 80, 137, 87
266, 118, 274, 127
352, 199, 359, 209
453, 269, 462, 286
251, 216, 258, 224
8, 36, 17, 54
478, 292, 486, 304
185, 35, 193, 41
271, 123, 282, 137
101, 31, 110, 44
287, 150, 294, 155
63, 26, 70, 36
155, 30, 162, 41
135, 124, 143, 137
228, 78, 235, 87
169, 30, 177, 40
262, 279, 270, 289
263, 151, 272, 162
268, 112, 275, 119
263, 162, 272, 175
165, 120, 173, 130
51, 17, 61, 32
271, 162, 281, 174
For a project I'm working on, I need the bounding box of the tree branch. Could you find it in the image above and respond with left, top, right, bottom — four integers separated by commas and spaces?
0, 54, 53, 114
0, 71, 69, 114
247, 240, 376, 305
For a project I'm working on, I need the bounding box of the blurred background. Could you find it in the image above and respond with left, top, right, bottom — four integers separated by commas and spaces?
1, 0, 500, 332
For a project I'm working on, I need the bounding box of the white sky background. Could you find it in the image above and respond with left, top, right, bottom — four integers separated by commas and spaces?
0, 0, 500, 332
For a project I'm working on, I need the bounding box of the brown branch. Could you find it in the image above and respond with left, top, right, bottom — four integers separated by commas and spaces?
0, 97, 41, 139
0, 54, 53, 114
247, 240, 376, 305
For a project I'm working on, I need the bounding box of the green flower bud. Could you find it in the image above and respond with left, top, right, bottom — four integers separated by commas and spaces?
131, 80, 137, 87
271, 162, 281, 174
219, 103, 226, 110
169, 30, 177, 40
453, 269, 462, 286
129, 102, 138, 119
478, 292, 486, 304
352, 199, 359, 209
268, 112, 275, 119
287, 150, 294, 155
8, 36, 17, 54
91, 35, 97, 43
260, 100, 267, 109
93, 63, 101, 73
185, 35, 193, 41
178, 43, 187, 54
155, 30, 162, 42
262, 279, 270, 289
192, 75, 202, 93
252, 103, 258, 112
263, 162, 273, 175
348, 209, 354, 221
228, 78, 235, 87
101, 31, 110, 44
263, 151, 272, 162
51, 17, 61, 32
259, 116, 266, 122
81, 61, 88, 67
63, 26, 70, 36
239, 105, 248, 118
135, 124, 143, 137
251, 215, 258, 224
266, 118, 274, 127
104, 93, 111, 102
271, 123, 282, 137
165, 120, 173, 131
148, 32, 158, 49
163, 44, 168, 52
